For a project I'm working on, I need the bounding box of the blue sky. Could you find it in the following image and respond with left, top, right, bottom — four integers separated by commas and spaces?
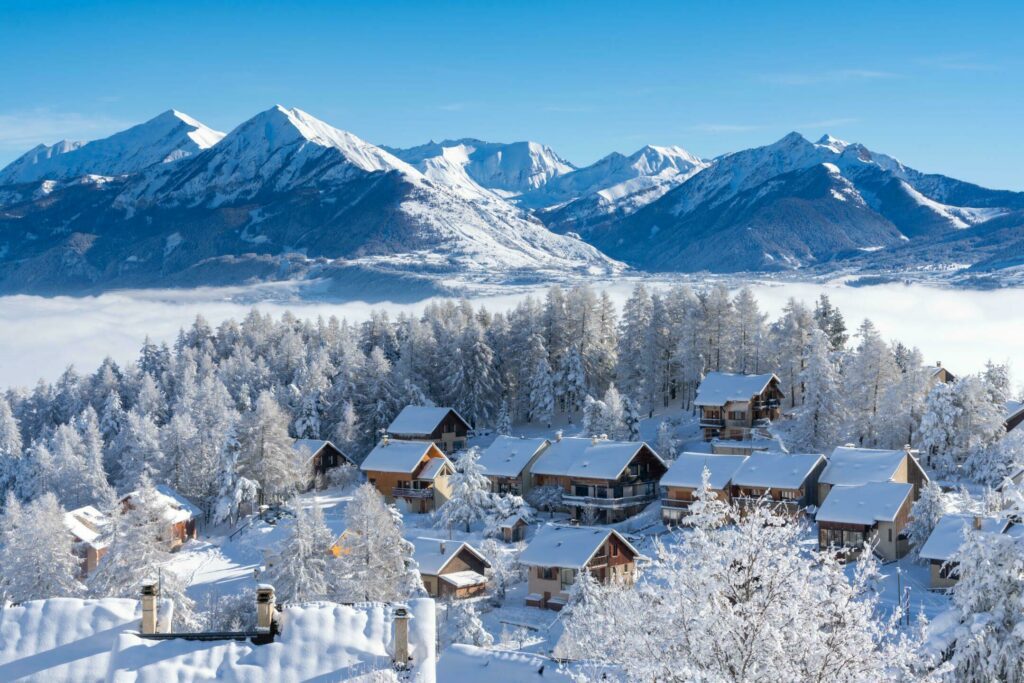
1, 0, 1022, 188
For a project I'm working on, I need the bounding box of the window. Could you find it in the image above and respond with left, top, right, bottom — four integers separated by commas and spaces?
728, 411, 746, 421
560, 568, 577, 590
888, 528, 892, 542
538, 567, 557, 580
779, 489, 800, 500
611, 544, 619, 557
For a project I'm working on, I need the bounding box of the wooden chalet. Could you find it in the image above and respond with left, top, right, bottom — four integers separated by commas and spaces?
519, 525, 641, 610
659, 452, 748, 525
292, 439, 352, 487
729, 452, 827, 515
410, 537, 491, 599
695, 372, 783, 441
818, 445, 929, 505
119, 485, 200, 550
359, 437, 454, 513
387, 405, 470, 454
926, 361, 956, 386
530, 435, 667, 523
919, 514, 1013, 589
815, 481, 914, 561
495, 512, 530, 543
477, 436, 550, 496
63, 505, 111, 577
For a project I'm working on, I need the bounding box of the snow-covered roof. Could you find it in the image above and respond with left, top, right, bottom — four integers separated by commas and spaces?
0, 598, 143, 682
478, 436, 550, 478
820, 446, 907, 486
438, 644, 579, 682
815, 482, 914, 525
731, 453, 825, 490
121, 485, 200, 525
387, 405, 467, 435
63, 505, 111, 547
530, 437, 664, 480
410, 537, 490, 575
918, 514, 1011, 562
440, 570, 489, 589
360, 439, 446, 475
518, 524, 639, 569
105, 599, 437, 683
660, 453, 748, 490
694, 372, 780, 407
291, 438, 348, 463
418, 456, 450, 481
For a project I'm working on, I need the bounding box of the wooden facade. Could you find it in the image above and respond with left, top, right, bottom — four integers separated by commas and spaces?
389, 407, 470, 454
419, 546, 490, 599
525, 534, 638, 611
363, 443, 453, 513
817, 494, 913, 562
533, 445, 667, 523
661, 485, 731, 524
698, 376, 784, 442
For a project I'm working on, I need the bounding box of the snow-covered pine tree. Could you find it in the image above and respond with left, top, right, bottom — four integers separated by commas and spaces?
0, 493, 84, 602
446, 318, 499, 428
789, 329, 846, 452
117, 410, 167, 492
211, 425, 258, 526
876, 346, 931, 449
436, 447, 493, 533
495, 399, 512, 436
683, 466, 731, 529
906, 481, 948, 555
654, 420, 677, 462
526, 335, 555, 425
443, 600, 494, 649
555, 346, 586, 417
0, 396, 23, 501
264, 499, 334, 603
526, 484, 563, 517
617, 284, 654, 409
622, 396, 641, 440
732, 286, 769, 374
771, 298, 815, 408
75, 407, 116, 509
238, 391, 303, 504
845, 319, 901, 448
333, 483, 424, 602
813, 294, 848, 351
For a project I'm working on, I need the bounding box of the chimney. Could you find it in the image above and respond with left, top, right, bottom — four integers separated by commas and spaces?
973, 516, 982, 531
439, 540, 446, 555
591, 435, 600, 445
392, 605, 412, 669
256, 584, 276, 633
140, 581, 159, 635
382, 433, 390, 446
936, 361, 942, 368
555, 430, 563, 442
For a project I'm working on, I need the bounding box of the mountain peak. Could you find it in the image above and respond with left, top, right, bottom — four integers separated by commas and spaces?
816, 133, 849, 153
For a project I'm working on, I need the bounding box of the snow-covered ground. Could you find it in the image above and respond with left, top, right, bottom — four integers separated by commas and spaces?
3, 277, 1020, 390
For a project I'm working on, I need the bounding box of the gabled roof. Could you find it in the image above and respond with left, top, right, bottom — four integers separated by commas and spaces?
530, 437, 664, 480
660, 453, 748, 490
291, 438, 350, 463
731, 453, 825, 490
388, 405, 469, 435
410, 537, 490, 575
919, 514, 1011, 562
360, 439, 445, 474
694, 372, 780, 407
478, 436, 550, 478
120, 485, 200, 525
518, 524, 640, 569
820, 446, 907, 487
815, 482, 913, 525
417, 456, 451, 481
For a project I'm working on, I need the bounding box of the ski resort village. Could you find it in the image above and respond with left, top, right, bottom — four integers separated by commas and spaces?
0, 285, 1022, 682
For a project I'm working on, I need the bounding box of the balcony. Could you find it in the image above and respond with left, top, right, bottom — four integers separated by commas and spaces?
392, 487, 434, 499
699, 417, 725, 428
660, 498, 692, 510
562, 491, 656, 509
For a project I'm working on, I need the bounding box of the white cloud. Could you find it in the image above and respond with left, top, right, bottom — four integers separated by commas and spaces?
0, 280, 1018, 389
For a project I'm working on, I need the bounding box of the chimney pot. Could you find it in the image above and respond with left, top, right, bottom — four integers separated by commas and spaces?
256, 584, 277, 633
973, 516, 982, 530
140, 581, 159, 635
392, 606, 412, 669
555, 430, 563, 442
382, 434, 390, 446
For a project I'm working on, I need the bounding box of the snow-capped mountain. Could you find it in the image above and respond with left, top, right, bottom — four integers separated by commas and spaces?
0, 110, 224, 185
584, 132, 1024, 272
385, 139, 575, 197
0, 106, 618, 294
529, 144, 710, 234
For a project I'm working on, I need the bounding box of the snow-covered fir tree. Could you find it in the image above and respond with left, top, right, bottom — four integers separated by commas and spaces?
0, 396, 23, 501
906, 480, 949, 554
654, 420, 677, 462
617, 284, 654, 409
263, 499, 334, 602
846, 319, 901, 447
525, 334, 555, 425
495, 399, 512, 436
0, 493, 84, 602
333, 483, 424, 602
117, 410, 167, 492
211, 426, 258, 526
442, 600, 493, 649
813, 293, 848, 350
436, 447, 493, 533
789, 328, 846, 452
683, 466, 731, 529
238, 391, 303, 503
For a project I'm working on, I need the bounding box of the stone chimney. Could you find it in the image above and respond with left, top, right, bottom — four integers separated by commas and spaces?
973, 515, 983, 530
392, 605, 411, 669
936, 361, 942, 368
256, 584, 276, 633
382, 433, 390, 446
140, 581, 159, 635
